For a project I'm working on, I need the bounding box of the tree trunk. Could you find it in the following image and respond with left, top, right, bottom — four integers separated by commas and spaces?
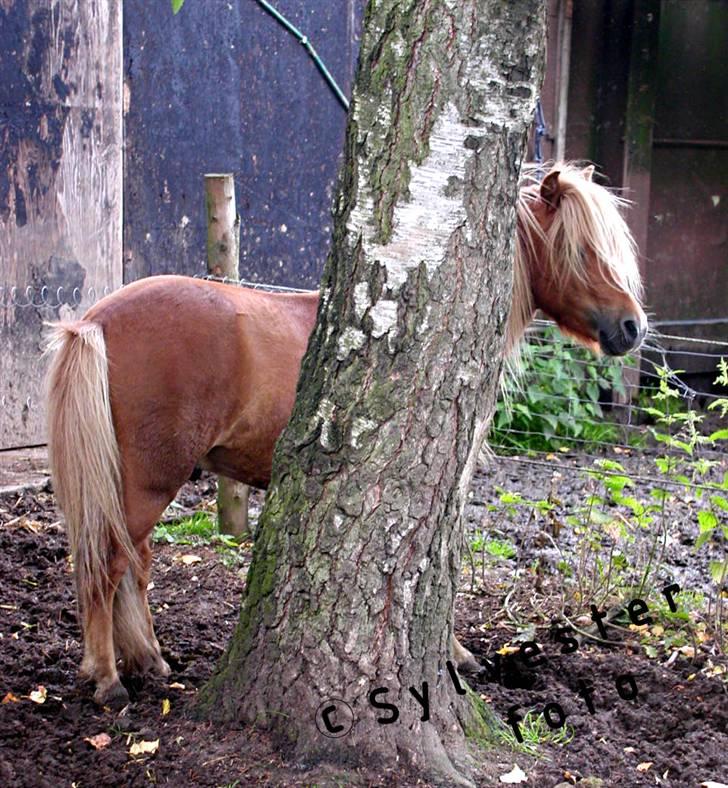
199, 1, 545, 783
204, 173, 251, 539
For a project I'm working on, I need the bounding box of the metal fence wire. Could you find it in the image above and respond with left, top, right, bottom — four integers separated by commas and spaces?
487, 319, 728, 503
2, 284, 728, 491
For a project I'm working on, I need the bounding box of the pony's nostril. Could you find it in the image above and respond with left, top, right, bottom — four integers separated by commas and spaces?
621, 318, 638, 342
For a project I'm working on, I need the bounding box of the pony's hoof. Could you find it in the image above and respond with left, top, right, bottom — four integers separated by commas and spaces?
135, 654, 171, 676
456, 654, 482, 676
452, 636, 482, 675
94, 680, 129, 708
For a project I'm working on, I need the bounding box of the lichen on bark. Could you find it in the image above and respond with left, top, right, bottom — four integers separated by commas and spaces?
198, 1, 546, 784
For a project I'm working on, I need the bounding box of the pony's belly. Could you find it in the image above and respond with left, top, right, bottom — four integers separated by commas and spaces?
200, 445, 272, 490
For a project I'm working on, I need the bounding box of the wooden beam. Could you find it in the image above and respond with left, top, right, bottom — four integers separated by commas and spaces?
619, 0, 660, 416
622, 0, 661, 262
204, 174, 250, 539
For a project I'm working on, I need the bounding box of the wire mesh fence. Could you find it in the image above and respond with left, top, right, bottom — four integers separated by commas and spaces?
2, 281, 727, 451
489, 318, 728, 483
3, 279, 727, 639
479, 317, 728, 637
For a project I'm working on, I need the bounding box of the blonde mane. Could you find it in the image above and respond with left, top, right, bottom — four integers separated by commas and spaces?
507, 162, 642, 353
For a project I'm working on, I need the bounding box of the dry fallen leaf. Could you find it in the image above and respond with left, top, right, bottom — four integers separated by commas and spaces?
2, 692, 20, 704
628, 623, 649, 633
129, 739, 159, 757
169, 681, 186, 690
496, 645, 520, 656
29, 685, 47, 704
85, 733, 112, 750
179, 554, 202, 566
703, 662, 727, 678
161, 698, 171, 716
700, 783, 728, 788
636, 762, 653, 773
500, 764, 528, 784
623, 746, 636, 753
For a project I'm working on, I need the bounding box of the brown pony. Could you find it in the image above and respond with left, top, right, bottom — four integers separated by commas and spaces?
45, 164, 647, 704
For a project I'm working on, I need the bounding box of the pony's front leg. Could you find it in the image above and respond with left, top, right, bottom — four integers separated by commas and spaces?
138, 538, 170, 676
451, 633, 481, 674
78, 553, 129, 706
111, 537, 169, 678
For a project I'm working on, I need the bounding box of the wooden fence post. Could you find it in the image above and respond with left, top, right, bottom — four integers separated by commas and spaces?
615, 1, 660, 424
204, 173, 251, 538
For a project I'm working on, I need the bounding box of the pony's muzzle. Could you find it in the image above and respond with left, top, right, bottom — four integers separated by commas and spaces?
597, 312, 647, 356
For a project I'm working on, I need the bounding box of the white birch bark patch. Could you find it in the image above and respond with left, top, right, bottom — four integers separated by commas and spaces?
346, 101, 476, 347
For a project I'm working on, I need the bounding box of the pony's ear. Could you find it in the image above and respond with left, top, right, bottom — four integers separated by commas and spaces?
540, 170, 562, 209
582, 164, 595, 181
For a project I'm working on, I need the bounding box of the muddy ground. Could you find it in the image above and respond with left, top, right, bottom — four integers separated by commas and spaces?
0, 452, 726, 787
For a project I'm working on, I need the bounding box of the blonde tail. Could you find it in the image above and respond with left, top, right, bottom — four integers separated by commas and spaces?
45, 322, 138, 621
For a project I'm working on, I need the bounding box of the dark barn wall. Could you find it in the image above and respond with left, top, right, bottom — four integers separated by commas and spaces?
123, 0, 363, 288
647, 0, 728, 323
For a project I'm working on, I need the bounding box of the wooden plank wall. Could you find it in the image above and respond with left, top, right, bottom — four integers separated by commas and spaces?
648, 0, 728, 326
0, 0, 123, 448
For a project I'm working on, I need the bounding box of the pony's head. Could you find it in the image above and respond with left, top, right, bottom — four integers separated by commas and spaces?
511, 163, 647, 356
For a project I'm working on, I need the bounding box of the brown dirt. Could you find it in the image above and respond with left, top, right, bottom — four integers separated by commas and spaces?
460, 609, 728, 787
0, 486, 424, 787
0, 465, 726, 787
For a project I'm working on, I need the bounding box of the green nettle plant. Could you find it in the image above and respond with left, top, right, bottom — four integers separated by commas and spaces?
486, 352, 727, 655
562, 362, 727, 649
567, 459, 648, 603
492, 325, 632, 453
645, 361, 728, 644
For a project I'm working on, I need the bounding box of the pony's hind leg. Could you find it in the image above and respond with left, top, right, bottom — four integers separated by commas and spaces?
79, 550, 130, 706
114, 537, 169, 677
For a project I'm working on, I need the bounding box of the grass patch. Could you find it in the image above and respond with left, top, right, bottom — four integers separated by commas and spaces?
153, 512, 218, 545
153, 512, 249, 567
500, 709, 574, 755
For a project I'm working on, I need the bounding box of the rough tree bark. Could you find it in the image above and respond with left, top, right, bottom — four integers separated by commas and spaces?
204, 174, 251, 538
199, 1, 545, 783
